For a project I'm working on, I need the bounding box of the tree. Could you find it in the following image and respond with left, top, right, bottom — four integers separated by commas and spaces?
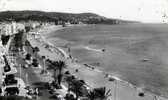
57, 74, 63, 86
25, 53, 31, 60
70, 79, 84, 100
47, 60, 66, 85
65, 75, 75, 93
24, 40, 31, 46
57, 60, 66, 75
87, 90, 96, 100
64, 93, 75, 100
25, 26, 31, 33
14, 30, 24, 50
65, 75, 89, 100
48, 60, 66, 85
1, 35, 10, 46
92, 87, 111, 100
56, 60, 66, 85
32, 59, 39, 67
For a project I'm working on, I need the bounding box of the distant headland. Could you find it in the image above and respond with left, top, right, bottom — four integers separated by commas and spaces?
0, 10, 140, 24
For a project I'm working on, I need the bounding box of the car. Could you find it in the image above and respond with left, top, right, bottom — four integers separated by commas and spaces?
32, 59, 39, 67
5, 87, 19, 95
22, 64, 29, 68
4, 65, 11, 72
4, 74, 18, 85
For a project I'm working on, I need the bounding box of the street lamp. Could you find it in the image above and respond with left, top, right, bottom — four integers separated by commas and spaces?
41, 55, 47, 74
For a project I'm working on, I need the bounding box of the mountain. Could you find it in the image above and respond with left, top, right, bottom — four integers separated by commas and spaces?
0, 10, 139, 24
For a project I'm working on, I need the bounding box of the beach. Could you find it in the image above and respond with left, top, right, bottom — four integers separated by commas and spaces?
26, 24, 168, 100
44, 24, 168, 97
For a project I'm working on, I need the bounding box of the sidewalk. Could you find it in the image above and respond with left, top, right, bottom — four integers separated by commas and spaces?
15, 77, 27, 97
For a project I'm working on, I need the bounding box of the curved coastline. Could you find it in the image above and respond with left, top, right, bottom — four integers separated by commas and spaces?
53, 42, 167, 99
58, 45, 167, 99
31, 25, 168, 100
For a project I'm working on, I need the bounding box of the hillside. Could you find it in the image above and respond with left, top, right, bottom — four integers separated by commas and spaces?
0, 10, 138, 24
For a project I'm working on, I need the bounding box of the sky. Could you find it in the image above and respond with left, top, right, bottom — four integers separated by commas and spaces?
0, 0, 168, 23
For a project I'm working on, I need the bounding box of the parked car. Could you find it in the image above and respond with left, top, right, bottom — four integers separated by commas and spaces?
4, 74, 18, 85
4, 65, 11, 72
5, 87, 19, 95
3, 55, 11, 72
32, 59, 39, 67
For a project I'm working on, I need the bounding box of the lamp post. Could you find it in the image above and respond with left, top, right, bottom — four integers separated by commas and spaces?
19, 64, 22, 79
43, 56, 46, 71
114, 80, 117, 100
26, 73, 28, 86
41, 55, 47, 74
153, 95, 159, 100
108, 76, 117, 100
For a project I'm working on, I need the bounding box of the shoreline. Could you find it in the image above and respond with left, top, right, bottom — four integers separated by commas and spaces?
28, 25, 168, 100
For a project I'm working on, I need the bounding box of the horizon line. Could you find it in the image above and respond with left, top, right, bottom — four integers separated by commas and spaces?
1, 10, 167, 24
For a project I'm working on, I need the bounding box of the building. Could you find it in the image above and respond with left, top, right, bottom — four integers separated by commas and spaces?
24, 21, 41, 29
16, 23, 25, 32
0, 22, 26, 36
11, 22, 17, 34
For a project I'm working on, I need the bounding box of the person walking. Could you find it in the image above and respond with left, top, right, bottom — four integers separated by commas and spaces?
34, 88, 39, 100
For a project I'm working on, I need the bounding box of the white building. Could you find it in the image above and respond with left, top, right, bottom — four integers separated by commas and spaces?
16, 23, 25, 32
0, 22, 25, 36
24, 21, 41, 29
11, 22, 17, 34
5, 24, 12, 35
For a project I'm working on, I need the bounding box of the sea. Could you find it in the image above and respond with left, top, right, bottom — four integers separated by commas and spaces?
46, 23, 168, 97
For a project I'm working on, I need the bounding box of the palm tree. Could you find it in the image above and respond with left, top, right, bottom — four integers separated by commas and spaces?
57, 60, 66, 85
93, 87, 111, 100
87, 90, 96, 100
70, 79, 84, 100
14, 30, 24, 51
65, 75, 75, 93
50, 60, 66, 85
48, 61, 58, 82
57, 60, 66, 75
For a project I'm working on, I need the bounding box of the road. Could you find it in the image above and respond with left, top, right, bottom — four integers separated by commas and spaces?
9, 33, 55, 100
